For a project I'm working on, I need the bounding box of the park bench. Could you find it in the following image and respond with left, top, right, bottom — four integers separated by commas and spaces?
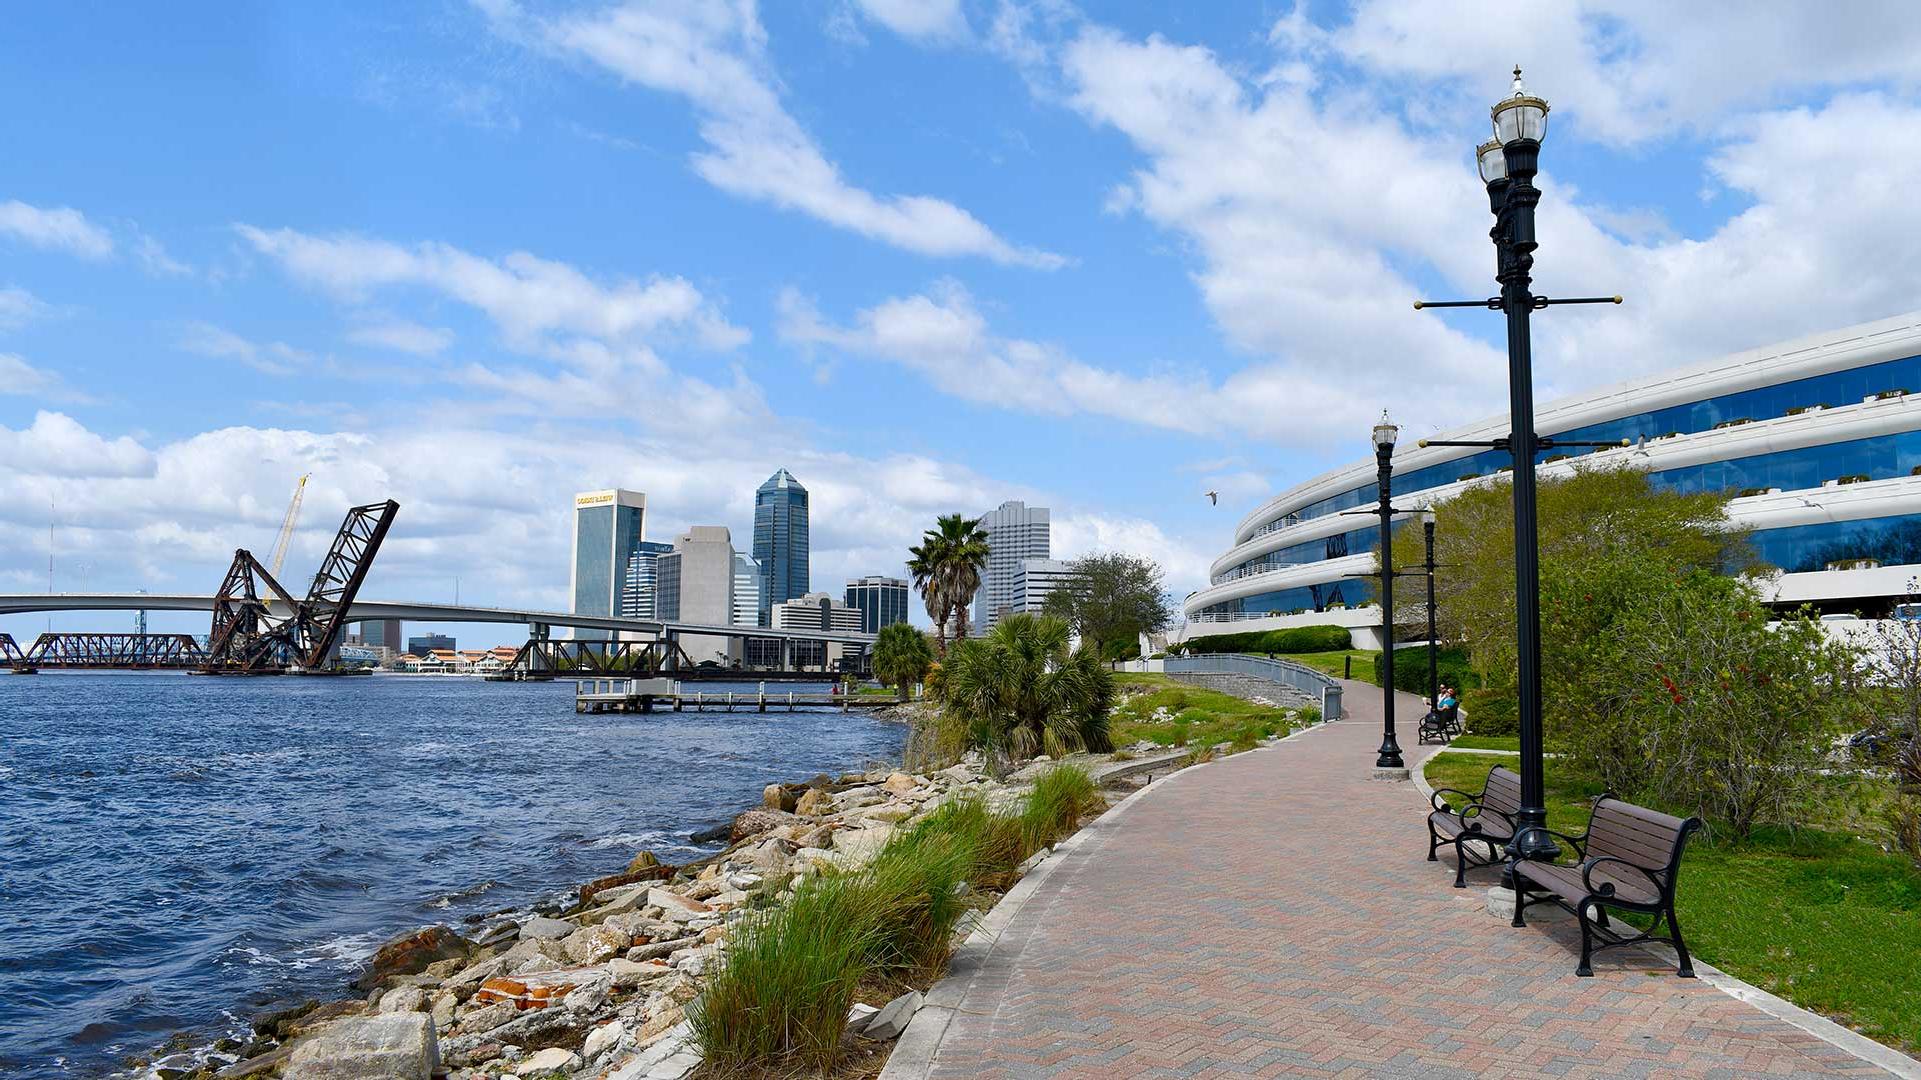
1426, 764, 1520, 888
1417, 703, 1461, 744
1508, 796, 1703, 978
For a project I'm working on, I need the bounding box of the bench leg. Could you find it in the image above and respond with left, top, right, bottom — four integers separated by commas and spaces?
1575, 899, 1598, 977
1427, 826, 1439, 862
1668, 904, 1695, 978
1451, 841, 1469, 887
1511, 876, 1528, 928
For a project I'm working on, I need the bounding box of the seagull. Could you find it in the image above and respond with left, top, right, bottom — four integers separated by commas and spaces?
1204, 490, 1219, 505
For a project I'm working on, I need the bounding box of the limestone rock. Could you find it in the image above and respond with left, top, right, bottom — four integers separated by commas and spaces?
729, 809, 797, 842
517, 1046, 578, 1072
457, 1001, 516, 1034
882, 772, 918, 796
635, 1003, 685, 1043
794, 787, 833, 817
498, 937, 568, 976
355, 927, 472, 991
377, 986, 430, 1014
519, 916, 574, 941
646, 887, 712, 921
861, 990, 922, 1041
607, 957, 672, 988
582, 1019, 627, 1062
561, 923, 632, 965
430, 991, 457, 1030
286, 1013, 439, 1079
847, 1003, 879, 1030
761, 783, 798, 812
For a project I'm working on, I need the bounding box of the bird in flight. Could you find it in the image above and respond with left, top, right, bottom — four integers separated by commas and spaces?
1204, 490, 1219, 505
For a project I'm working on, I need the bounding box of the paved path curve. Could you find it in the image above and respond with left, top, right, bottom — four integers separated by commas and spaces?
913, 682, 1891, 1079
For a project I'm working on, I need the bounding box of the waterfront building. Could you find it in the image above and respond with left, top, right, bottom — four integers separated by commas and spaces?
974, 500, 1051, 632
844, 575, 910, 633
1010, 558, 1075, 616
407, 633, 454, 656
733, 553, 763, 627
570, 489, 647, 620
753, 469, 810, 625
1183, 311, 1921, 644
770, 591, 867, 634
669, 525, 738, 663
619, 540, 676, 619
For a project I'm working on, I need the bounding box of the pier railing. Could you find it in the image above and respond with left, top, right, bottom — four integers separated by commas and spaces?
1163, 654, 1343, 721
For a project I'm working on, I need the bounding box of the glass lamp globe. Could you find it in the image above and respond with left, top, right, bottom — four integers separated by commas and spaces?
1491, 65, 1549, 144
1476, 138, 1508, 183
1372, 410, 1399, 451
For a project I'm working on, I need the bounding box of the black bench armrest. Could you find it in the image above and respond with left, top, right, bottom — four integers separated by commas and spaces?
1428, 786, 1481, 813
1580, 855, 1668, 899
1511, 824, 1587, 861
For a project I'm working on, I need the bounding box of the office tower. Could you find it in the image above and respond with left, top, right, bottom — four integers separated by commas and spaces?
770, 591, 867, 633
668, 525, 737, 664
620, 540, 677, 619
359, 619, 404, 653
974, 500, 1050, 632
654, 551, 682, 621
570, 489, 646, 618
753, 468, 809, 624
733, 553, 762, 627
1010, 559, 1074, 615
407, 633, 454, 656
844, 576, 910, 634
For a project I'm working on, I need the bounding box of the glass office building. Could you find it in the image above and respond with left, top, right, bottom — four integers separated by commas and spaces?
753, 469, 810, 625
845, 575, 910, 634
620, 540, 676, 619
1186, 311, 1921, 627
571, 489, 647, 619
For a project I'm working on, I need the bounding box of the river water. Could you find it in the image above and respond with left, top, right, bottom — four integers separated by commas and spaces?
0, 672, 906, 1078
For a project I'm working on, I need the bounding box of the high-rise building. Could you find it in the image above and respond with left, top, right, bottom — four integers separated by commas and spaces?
407, 633, 454, 656
668, 525, 738, 664
771, 592, 866, 633
732, 553, 763, 627
973, 500, 1050, 632
753, 469, 810, 625
620, 540, 676, 619
654, 551, 682, 621
1009, 559, 1074, 616
844, 576, 910, 633
571, 489, 647, 619
360, 619, 404, 653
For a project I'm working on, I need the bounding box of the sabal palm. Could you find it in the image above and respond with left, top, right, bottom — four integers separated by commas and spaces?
907, 513, 990, 656
941, 613, 1114, 773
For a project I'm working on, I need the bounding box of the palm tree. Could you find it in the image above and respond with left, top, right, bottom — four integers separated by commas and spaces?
873, 623, 935, 702
940, 613, 1114, 775
906, 513, 990, 656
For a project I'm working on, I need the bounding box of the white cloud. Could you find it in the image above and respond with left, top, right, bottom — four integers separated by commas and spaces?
134, 232, 193, 277
0, 412, 154, 478
236, 225, 748, 351
0, 354, 93, 404
489, 0, 1060, 267
347, 319, 456, 356
0, 287, 51, 329
1052, 511, 1212, 597
176, 322, 305, 376
0, 200, 114, 259
849, 0, 968, 43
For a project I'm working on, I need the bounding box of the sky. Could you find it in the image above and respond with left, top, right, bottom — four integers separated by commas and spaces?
5, 1, 1921, 646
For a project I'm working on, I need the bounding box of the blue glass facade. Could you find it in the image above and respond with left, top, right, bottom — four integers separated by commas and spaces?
573, 499, 645, 617
1253, 353, 1921, 536
753, 469, 810, 625
1750, 514, 1921, 574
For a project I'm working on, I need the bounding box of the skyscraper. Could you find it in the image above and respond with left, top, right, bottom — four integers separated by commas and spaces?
732, 553, 762, 627
753, 468, 809, 625
620, 540, 676, 619
845, 576, 909, 634
974, 500, 1050, 633
668, 525, 737, 664
571, 489, 646, 619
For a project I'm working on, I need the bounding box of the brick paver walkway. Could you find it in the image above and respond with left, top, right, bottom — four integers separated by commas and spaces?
919, 682, 1889, 1079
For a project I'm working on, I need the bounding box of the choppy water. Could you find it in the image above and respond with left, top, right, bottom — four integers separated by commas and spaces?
0, 672, 905, 1078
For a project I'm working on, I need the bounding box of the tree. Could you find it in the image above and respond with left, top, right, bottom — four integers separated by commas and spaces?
939, 613, 1114, 775
1861, 583, 1921, 864
873, 623, 935, 702
1042, 552, 1171, 660
906, 514, 990, 656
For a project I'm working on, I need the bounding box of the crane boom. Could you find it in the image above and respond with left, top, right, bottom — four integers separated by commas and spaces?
267, 474, 310, 599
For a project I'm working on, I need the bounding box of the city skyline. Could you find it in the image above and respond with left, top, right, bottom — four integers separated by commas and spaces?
8, 4, 1921, 649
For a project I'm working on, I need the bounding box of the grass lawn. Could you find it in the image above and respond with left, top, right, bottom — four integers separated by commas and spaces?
1423, 751, 1921, 1054
1270, 649, 1377, 684
1446, 734, 1519, 752
1110, 673, 1314, 751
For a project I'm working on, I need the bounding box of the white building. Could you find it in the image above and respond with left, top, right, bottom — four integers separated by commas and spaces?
1010, 558, 1075, 616
664, 525, 738, 664
770, 591, 866, 634
732, 553, 762, 627
974, 500, 1050, 632
1183, 311, 1921, 646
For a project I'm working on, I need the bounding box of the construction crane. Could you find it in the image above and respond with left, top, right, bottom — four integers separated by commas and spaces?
263, 474, 310, 611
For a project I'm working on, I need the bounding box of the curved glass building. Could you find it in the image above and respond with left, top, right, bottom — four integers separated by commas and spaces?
1184, 311, 1921, 640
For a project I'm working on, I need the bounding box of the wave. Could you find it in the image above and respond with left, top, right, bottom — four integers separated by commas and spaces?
286, 930, 385, 971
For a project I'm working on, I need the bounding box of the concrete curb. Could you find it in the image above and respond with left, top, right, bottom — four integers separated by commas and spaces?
1412, 753, 1921, 1078
877, 725, 1334, 1080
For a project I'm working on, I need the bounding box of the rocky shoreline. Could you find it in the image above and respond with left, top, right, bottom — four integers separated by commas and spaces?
134, 730, 1013, 1080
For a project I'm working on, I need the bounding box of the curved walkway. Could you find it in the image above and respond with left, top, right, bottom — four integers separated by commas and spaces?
897, 682, 1897, 1079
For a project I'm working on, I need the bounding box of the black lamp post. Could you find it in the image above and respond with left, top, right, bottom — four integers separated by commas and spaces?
1415, 69, 1621, 865
1423, 513, 1439, 713
1372, 411, 1405, 771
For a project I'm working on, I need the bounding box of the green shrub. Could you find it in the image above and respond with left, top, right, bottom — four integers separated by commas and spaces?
1365, 645, 1480, 697
1180, 625, 1351, 655
1169, 719, 1191, 746
1296, 704, 1321, 725
1462, 687, 1517, 736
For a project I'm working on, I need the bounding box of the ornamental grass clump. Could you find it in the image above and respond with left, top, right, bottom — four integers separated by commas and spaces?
856, 808, 987, 978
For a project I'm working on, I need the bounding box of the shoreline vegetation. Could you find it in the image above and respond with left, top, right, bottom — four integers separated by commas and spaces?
132, 673, 1316, 1080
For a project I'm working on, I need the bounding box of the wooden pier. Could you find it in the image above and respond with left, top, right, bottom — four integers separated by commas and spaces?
574, 678, 891, 714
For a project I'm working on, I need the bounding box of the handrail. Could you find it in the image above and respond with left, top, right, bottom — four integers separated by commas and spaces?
1163, 653, 1343, 720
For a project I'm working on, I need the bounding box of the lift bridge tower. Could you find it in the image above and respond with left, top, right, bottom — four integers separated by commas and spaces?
203, 500, 399, 673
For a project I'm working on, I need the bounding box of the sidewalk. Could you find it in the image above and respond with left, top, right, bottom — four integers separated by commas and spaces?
903, 682, 1893, 1079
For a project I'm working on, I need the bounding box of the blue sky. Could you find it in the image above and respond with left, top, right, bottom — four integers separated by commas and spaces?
5, 1, 1921, 645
